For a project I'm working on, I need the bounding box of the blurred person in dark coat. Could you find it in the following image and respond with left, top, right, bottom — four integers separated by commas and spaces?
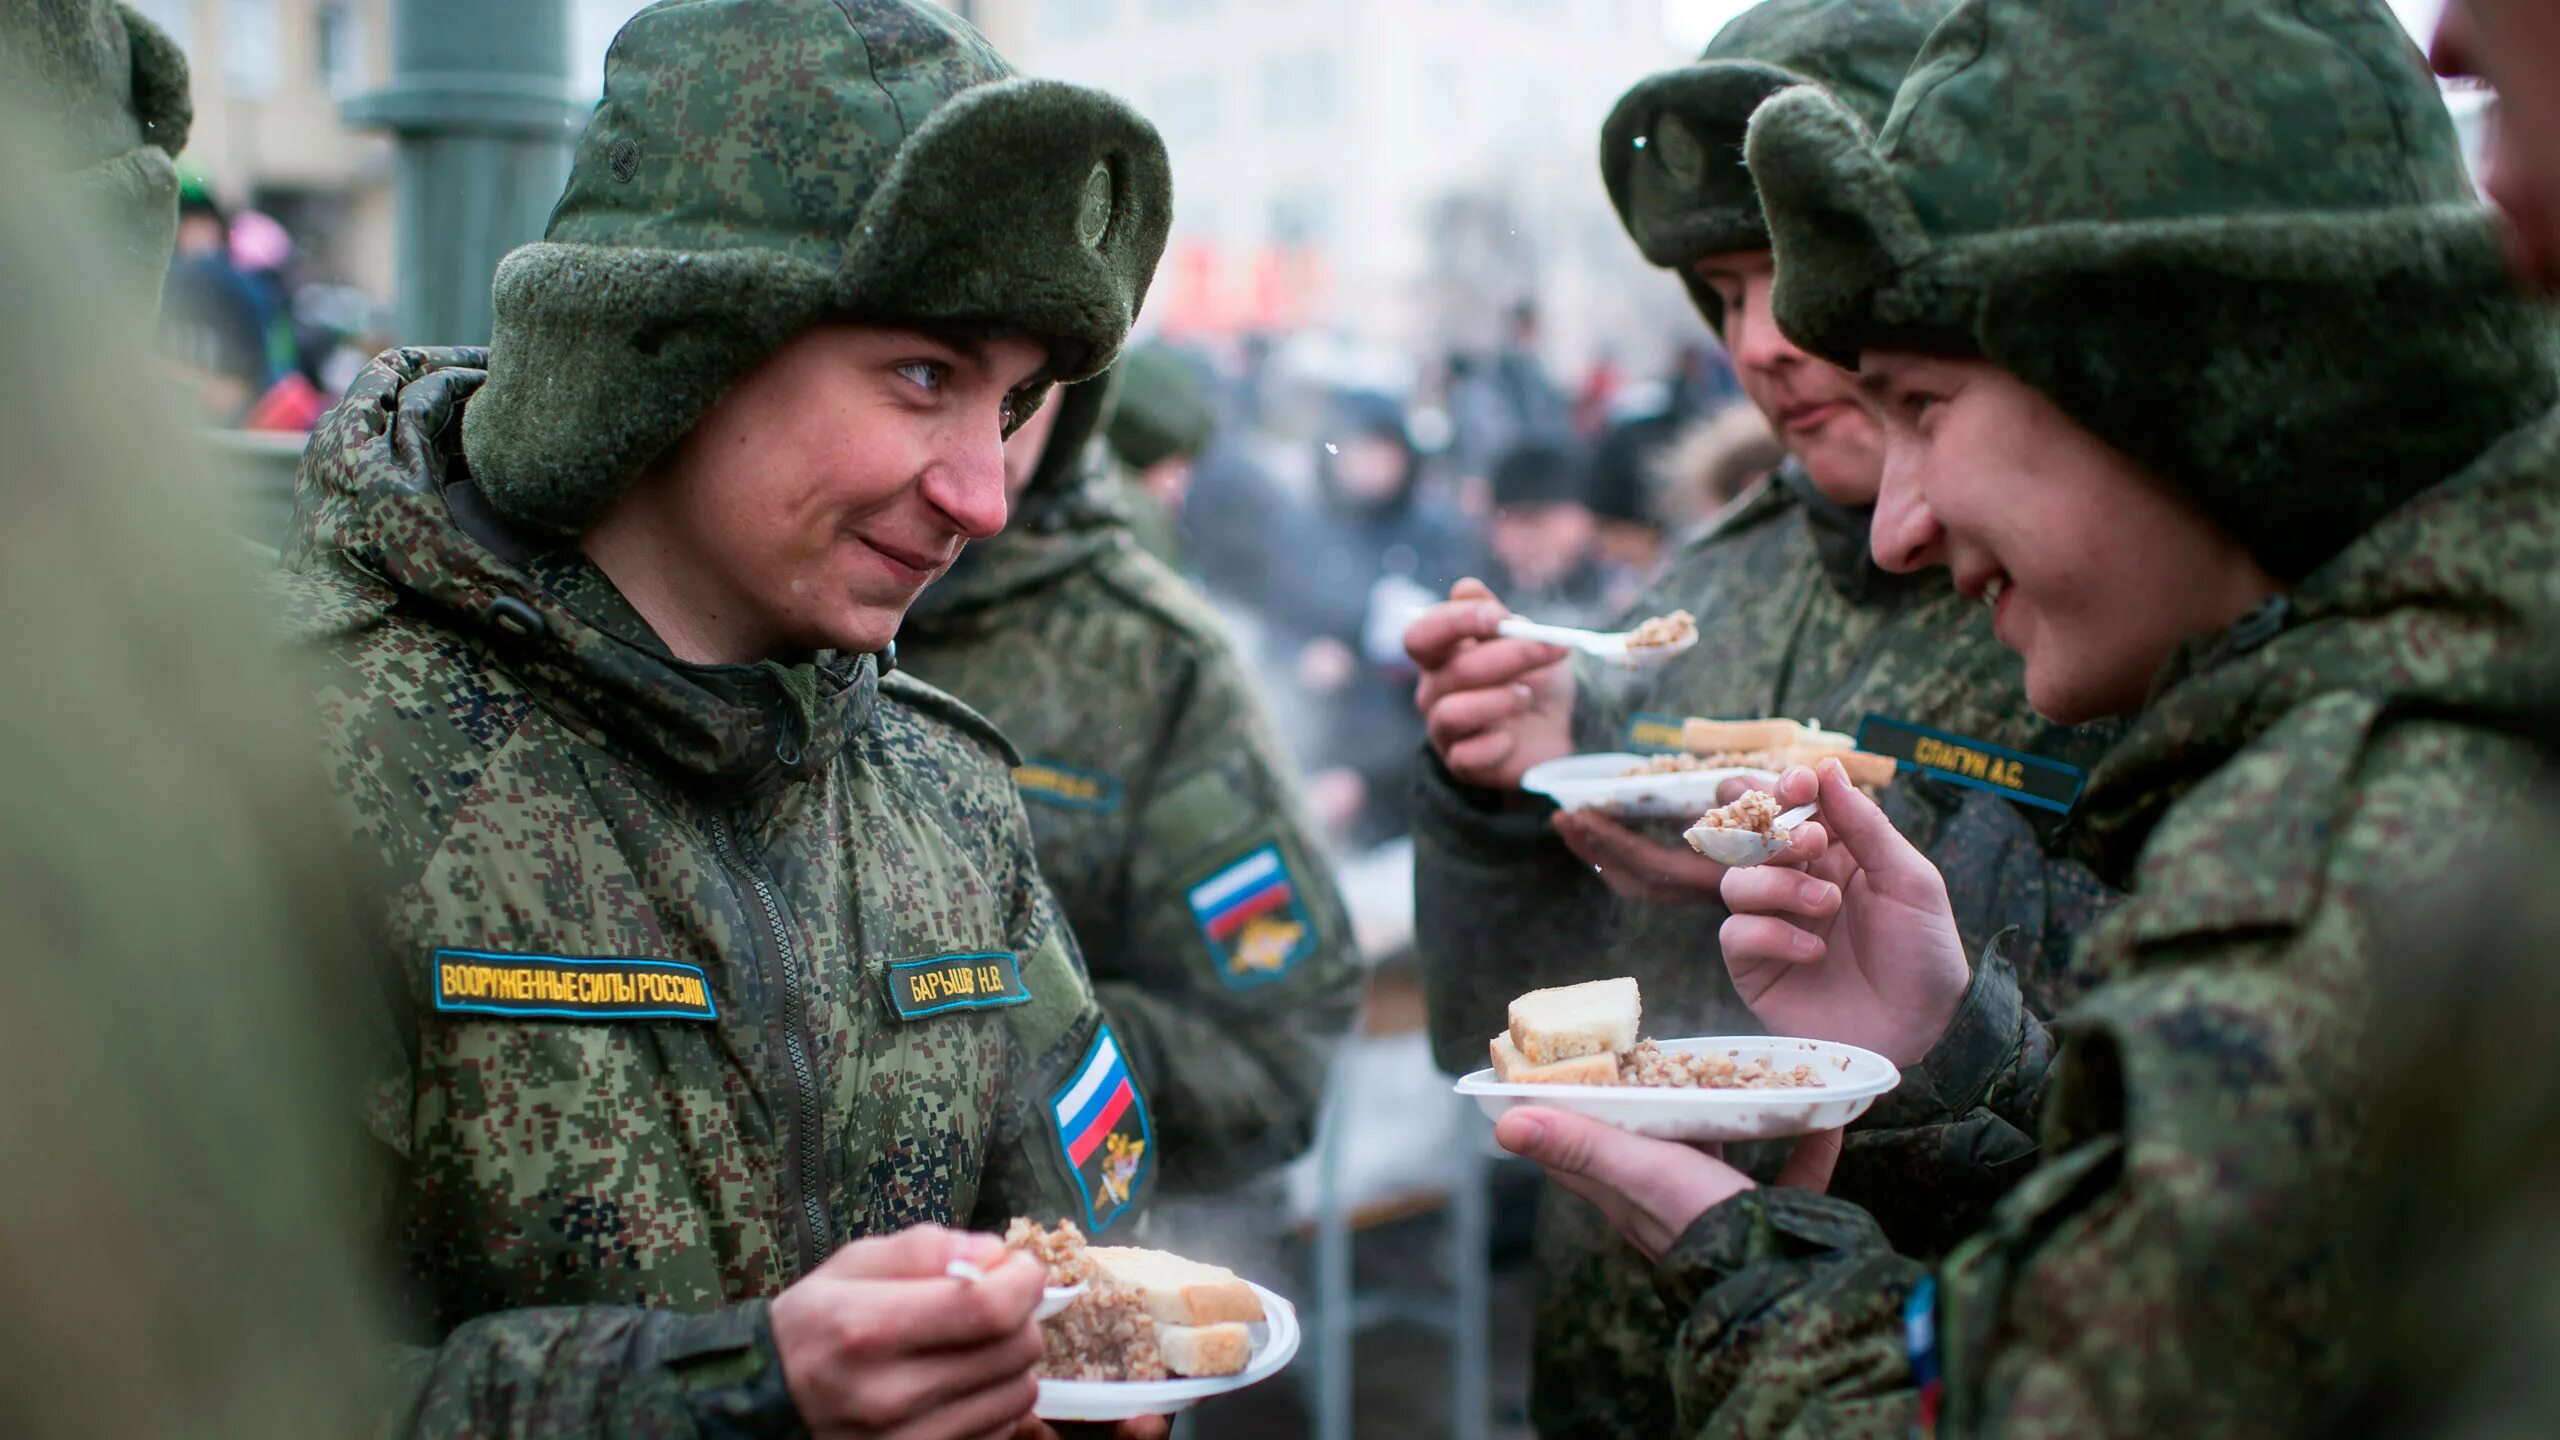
1274, 388, 1490, 848
160, 172, 275, 421
1449, 302, 1574, 483
1487, 442, 1615, 632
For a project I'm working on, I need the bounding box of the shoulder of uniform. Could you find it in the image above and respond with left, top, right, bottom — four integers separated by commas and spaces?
877, 666, 1023, 768
1078, 538, 1230, 655
306, 603, 541, 767
2121, 701, 2536, 951
270, 556, 397, 648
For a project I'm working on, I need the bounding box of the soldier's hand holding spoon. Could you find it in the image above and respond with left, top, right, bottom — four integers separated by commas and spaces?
772, 1224, 1047, 1440
1406, 578, 1577, 789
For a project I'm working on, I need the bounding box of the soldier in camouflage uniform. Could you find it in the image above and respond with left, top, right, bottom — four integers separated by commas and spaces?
273, 2, 1177, 1433
1099, 341, 1218, 572
1493, 2, 2560, 1436
899, 367, 1360, 1204
1402, 3, 2118, 1432
2, 6, 380, 1436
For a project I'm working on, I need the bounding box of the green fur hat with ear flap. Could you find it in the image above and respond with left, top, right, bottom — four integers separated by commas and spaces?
1744, 0, 2559, 582
0, 2, 194, 296
461, 0, 1174, 538
1598, 0, 1952, 330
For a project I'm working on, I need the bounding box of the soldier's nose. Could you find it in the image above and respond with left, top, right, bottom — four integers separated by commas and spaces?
925, 438, 1011, 541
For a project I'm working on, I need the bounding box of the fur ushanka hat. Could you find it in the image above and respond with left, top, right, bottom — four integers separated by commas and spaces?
1599, 0, 1954, 331
1744, 0, 2557, 581
462, 0, 1174, 536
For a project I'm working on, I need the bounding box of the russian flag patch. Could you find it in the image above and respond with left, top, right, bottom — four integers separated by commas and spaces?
1185, 843, 1315, 988
1051, 1024, 1152, 1233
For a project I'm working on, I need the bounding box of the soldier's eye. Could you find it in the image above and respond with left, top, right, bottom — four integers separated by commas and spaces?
896, 361, 948, 393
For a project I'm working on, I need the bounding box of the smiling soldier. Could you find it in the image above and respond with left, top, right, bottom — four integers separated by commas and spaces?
274, 1, 1175, 1434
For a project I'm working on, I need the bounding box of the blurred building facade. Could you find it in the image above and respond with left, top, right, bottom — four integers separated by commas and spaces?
127, 0, 398, 300
145, 0, 2453, 380
956, 0, 1697, 378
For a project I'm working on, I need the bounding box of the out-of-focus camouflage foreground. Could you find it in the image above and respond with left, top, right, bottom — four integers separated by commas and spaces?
903, 377, 1362, 1198
0, 9, 379, 1433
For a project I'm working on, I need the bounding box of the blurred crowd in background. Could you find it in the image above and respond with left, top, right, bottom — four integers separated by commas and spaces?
1140, 319, 1766, 858
158, 171, 394, 431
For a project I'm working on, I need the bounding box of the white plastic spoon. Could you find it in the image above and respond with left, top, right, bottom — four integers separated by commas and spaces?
1496, 616, 1699, 668
945, 1256, 1085, 1320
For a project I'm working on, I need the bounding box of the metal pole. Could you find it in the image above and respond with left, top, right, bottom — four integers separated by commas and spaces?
341, 0, 584, 346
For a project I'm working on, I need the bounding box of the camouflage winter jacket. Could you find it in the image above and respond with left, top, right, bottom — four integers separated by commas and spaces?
1654, 412, 2560, 1439
900, 388, 1360, 1196
277, 347, 1153, 1437
1412, 463, 2120, 1439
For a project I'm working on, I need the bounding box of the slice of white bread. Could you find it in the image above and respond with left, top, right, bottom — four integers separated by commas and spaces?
1156, 1321, 1255, 1378
1681, 717, 1815, 756
1085, 1246, 1267, 1326
1797, 745, 1900, 789
1679, 717, 1900, 789
1506, 977, 1640, 1066
1490, 1033, 1620, 1085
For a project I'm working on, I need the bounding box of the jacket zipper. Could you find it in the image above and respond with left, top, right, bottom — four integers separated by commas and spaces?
709, 812, 829, 1278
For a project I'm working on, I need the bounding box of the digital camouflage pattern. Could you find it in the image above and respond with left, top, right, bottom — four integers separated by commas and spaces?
277, 346, 1144, 1437
902, 381, 1361, 1197
0, 96, 378, 1440
463, 0, 1172, 535
1414, 465, 2120, 1438
1655, 409, 2560, 1439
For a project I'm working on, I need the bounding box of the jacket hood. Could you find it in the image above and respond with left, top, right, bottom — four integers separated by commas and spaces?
283, 346, 878, 794
2073, 408, 2560, 882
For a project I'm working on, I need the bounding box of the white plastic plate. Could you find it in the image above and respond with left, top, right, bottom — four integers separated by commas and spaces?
1033, 1280, 1301, 1422
1456, 1036, 1900, 1142
1519, 753, 1770, 820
